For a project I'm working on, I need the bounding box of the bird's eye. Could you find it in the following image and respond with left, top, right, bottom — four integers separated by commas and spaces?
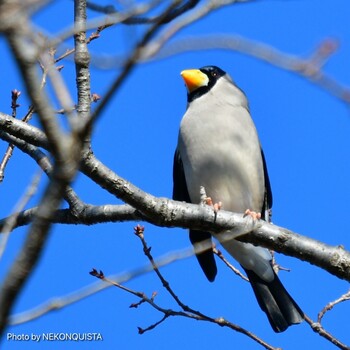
211, 71, 217, 77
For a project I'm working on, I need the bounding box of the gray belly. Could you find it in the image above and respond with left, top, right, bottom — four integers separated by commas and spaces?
179, 124, 265, 213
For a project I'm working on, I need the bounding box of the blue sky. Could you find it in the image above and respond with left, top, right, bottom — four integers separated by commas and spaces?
1, 1, 350, 349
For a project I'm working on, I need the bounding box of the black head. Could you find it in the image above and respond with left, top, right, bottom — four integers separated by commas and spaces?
200, 66, 226, 80
181, 66, 226, 102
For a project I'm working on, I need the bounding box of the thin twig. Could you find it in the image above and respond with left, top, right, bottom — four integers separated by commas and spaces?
39, 49, 76, 126
132, 225, 277, 350
8, 244, 203, 325
149, 35, 350, 104
87, 0, 182, 127
0, 90, 21, 182
51, 23, 110, 67
304, 314, 349, 350
0, 170, 42, 259
7, 233, 350, 350
318, 289, 350, 324
86, 0, 200, 24
213, 246, 249, 281
139, 0, 251, 60
89, 270, 278, 350
134, 225, 191, 310
53, 0, 161, 46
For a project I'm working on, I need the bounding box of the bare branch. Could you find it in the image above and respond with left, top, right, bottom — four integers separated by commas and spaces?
304, 315, 349, 350
213, 246, 249, 281
88, 1, 183, 127
151, 35, 350, 104
0, 0, 89, 336
0, 112, 49, 149
9, 244, 202, 326
134, 224, 191, 309
318, 289, 350, 324
74, 0, 91, 126
0, 115, 350, 282
86, 0, 200, 25
139, 0, 255, 61
6, 30, 68, 161
0, 204, 142, 230
7, 231, 349, 350
0, 90, 21, 182
0, 171, 42, 259
237, 226, 350, 283
90, 227, 279, 350
0, 130, 85, 213
39, 51, 77, 125
52, 0, 162, 47
95, 34, 350, 105
0, 1, 349, 346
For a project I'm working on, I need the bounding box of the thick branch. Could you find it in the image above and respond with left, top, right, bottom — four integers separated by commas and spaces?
0, 205, 142, 229
1, 173, 350, 284
0, 130, 85, 213
238, 225, 350, 282
0, 112, 49, 149
0, 116, 350, 282
74, 0, 91, 128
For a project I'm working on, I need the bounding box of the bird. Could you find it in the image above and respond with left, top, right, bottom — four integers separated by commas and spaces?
172, 65, 304, 332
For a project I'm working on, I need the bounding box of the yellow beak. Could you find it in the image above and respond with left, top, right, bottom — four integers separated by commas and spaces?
180, 69, 209, 93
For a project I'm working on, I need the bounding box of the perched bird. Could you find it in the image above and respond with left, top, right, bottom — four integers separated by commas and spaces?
173, 65, 304, 332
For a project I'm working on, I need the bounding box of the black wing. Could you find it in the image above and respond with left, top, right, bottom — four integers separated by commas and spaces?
172, 148, 217, 282
172, 148, 191, 203
261, 149, 273, 222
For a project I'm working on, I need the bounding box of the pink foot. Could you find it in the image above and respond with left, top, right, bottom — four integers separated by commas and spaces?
243, 209, 261, 220
205, 197, 222, 213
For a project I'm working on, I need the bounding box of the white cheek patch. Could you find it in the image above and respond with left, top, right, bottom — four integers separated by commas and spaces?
201, 74, 209, 87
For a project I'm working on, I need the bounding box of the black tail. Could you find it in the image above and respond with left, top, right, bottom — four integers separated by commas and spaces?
244, 267, 304, 333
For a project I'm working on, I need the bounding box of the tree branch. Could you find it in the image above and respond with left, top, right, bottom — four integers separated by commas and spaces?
0, 115, 349, 282
74, 0, 91, 130
0, 130, 86, 214
88, 1, 182, 126
151, 35, 350, 104
304, 315, 349, 350
89, 225, 279, 350
0, 0, 90, 337
86, 0, 201, 24
1, 0, 349, 347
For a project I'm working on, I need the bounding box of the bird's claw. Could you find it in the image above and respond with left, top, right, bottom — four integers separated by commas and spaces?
243, 209, 261, 220
205, 197, 222, 213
